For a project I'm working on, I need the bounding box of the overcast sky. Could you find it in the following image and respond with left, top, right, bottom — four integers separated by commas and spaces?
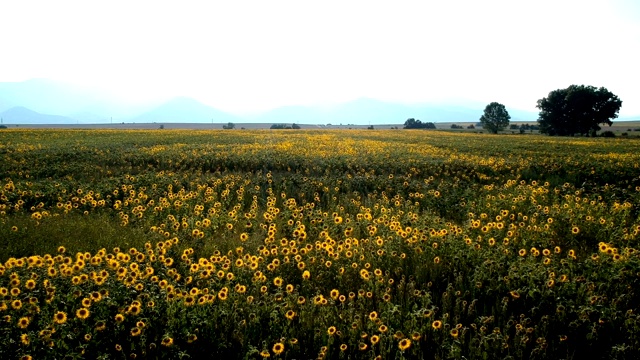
2, 0, 639, 115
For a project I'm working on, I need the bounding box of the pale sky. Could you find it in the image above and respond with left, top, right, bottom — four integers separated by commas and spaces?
2, 0, 639, 115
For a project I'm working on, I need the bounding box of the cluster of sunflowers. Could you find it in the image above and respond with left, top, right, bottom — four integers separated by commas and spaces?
1, 129, 640, 359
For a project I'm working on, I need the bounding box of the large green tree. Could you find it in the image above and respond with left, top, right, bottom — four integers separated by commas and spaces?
536, 85, 622, 136
479, 102, 511, 134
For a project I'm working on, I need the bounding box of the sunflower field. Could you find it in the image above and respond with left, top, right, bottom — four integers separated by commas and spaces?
1, 129, 639, 359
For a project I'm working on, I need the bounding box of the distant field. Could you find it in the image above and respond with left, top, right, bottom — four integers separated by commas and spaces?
1, 129, 639, 358
3, 120, 639, 133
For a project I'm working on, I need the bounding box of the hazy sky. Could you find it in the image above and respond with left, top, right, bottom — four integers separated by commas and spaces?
2, 0, 639, 115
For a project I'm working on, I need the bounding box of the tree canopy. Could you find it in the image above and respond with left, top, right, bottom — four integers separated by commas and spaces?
403, 118, 436, 129
536, 85, 622, 136
479, 102, 510, 134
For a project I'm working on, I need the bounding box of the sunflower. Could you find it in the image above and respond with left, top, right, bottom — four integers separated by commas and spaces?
161, 337, 174, 347
450, 328, 459, 338
183, 296, 196, 307
272, 342, 285, 355
53, 311, 67, 324
285, 310, 296, 320
25, 279, 36, 290
371, 335, 380, 345
260, 350, 271, 358
76, 308, 90, 320
131, 327, 142, 337
11, 300, 22, 310
17, 317, 30, 329
327, 326, 337, 336
330, 289, 340, 299
95, 321, 106, 331
432, 320, 443, 330
369, 311, 378, 321
398, 338, 411, 351
115, 314, 125, 323
128, 304, 141, 315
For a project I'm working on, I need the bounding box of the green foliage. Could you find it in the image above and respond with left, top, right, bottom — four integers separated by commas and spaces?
479, 102, 511, 134
537, 85, 622, 136
270, 124, 299, 129
403, 118, 436, 129
222, 122, 236, 129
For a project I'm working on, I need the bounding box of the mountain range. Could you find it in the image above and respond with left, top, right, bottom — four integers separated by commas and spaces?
1, 79, 550, 125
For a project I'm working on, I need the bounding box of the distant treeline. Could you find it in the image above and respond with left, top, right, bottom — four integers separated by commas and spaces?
403, 118, 436, 129
270, 124, 301, 129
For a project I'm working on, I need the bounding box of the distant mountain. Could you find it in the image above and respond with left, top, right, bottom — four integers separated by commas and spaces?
251, 98, 539, 125
246, 105, 328, 124
0, 79, 543, 125
129, 97, 241, 123
67, 111, 110, 123
0, 106, 76, 124
0, 79, 157, 119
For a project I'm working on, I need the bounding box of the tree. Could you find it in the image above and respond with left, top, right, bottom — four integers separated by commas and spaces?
479, 102, 510, 134
536, 85, 622, 136
403, 118, 436, 129
222, 122, 236, 129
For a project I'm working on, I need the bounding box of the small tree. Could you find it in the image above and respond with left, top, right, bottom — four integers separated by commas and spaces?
479, 102, 511, 134
222, 122, 236, 130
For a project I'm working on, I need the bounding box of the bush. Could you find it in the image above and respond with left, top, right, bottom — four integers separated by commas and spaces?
600, 130, 616, 138
270, 124, 293, 129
